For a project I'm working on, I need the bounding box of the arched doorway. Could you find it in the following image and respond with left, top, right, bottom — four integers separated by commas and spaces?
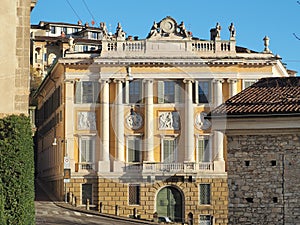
156, 186, 183, 222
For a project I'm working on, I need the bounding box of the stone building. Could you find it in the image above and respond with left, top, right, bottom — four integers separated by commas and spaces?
32, 16, 293, 224
207, 77, 300, 224
0, 0, 36, 117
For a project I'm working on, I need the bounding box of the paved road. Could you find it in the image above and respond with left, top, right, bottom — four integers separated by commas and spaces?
35, 181, 150, 225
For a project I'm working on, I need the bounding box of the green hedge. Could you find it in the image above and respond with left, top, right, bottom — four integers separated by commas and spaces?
0, 115, 35, 224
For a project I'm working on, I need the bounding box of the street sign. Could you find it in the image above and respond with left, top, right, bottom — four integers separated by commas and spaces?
64, 156, 70, 169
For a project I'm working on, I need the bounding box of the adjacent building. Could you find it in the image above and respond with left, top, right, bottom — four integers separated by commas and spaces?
31, 16, 293, 224
0, 0, 36, 117
208, 77, 300, 224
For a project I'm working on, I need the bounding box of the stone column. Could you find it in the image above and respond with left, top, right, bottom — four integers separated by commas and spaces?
65, 80, 75, 171
114, 79, 125, 172
184, 79, 194, 162
98, 79, 110, 172
213, 78, 225, 172
144, 79, 154, 162
228, 78, 238, 98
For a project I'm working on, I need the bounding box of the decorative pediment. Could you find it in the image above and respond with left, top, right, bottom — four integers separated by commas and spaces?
147, 16, 192, 40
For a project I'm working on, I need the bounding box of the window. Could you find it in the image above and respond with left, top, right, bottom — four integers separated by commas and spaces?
50, 26, 56, 34
129, 184, 140, 205
243, 80, 257, 89
82, 184, 93, 205
197, 136, 211, 162
162, 138, 177, 163
199, 215, 213, 225
127, 136, 142, 163
79, 136, 95, 168
75, 81, 100, 104
124, 80, 143, 104
194, 80, 211, 104
91, 32, 98, 39
83, 45, 89, 52
199, 184, 211, 205
62, 27, 68, 34
157, 81, 181, 103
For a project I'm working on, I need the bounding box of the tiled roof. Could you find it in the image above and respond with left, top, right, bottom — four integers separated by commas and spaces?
208, 77, 300, 118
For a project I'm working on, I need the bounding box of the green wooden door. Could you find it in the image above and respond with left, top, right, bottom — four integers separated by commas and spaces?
156, 187, 183, 222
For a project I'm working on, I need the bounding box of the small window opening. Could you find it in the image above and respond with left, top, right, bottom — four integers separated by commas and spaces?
245, 161, 250, 166
245, 197, 253, 203
271, 160, 277, 166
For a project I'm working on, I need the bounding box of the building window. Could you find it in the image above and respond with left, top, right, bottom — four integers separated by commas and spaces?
50, 26, 56, 34
91, 32, 98, 39
243, 80, 257, 89
124, 80, 143, 104
199, 184, 211, 205
194, 80, 211, 104
127, 136, 142, 163
199, 215, 213, 225
79, 136, 95, 169
129, 184, 140, 205
62, 27, 68, 34
75, 81, 100, 104
162, 138, 177, 163
82, 184, 93, 205
196, 136, 211, 162
157, 81, 181, 103
83, 45, 89, 52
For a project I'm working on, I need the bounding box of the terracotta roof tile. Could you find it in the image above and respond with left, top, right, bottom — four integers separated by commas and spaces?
208, 77, 300, 117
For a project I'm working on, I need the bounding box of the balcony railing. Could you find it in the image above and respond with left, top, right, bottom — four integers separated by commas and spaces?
124, 162, 213, 174
78, 162, 95, 171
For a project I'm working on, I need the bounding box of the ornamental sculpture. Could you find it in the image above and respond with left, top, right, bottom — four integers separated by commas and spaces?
159, 111, 180, 130
195, 112, 211, 130
126, 112, 143, 130
78, 112, 96, 130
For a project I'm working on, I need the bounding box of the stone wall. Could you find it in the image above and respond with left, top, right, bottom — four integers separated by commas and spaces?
66, 176, 228, 224
227, 133, 300, 225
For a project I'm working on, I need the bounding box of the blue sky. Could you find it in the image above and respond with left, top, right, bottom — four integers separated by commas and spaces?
31, 0, 300, 75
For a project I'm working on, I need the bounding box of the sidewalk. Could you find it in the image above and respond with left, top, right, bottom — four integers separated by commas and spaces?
35, 179, 159, 225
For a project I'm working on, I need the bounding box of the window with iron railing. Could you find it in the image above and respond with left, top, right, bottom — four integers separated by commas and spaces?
128, 184, 140, 205
199, 184, 211, 205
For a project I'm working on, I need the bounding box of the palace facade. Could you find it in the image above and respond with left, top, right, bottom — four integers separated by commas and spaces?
32, 16, 292, 224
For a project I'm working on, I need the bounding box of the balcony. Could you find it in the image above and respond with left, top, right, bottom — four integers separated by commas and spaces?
76, 162, 95, 172
124, 162, 213, 175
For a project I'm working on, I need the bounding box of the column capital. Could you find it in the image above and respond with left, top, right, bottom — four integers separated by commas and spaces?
183, 78, 194, 84
100, 78, 111, 84
227, 78, 238, 84
113, 78, 125, 83
213, 78, 224, 84
143, 78, 154, 84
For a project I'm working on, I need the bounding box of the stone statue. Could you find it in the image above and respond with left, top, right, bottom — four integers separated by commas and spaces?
178, 21, 189, 37
228, 23, 236, 38
68, 36, 75, 52
116, 22, 126, 39
147, 21, 159, 38
216, 23, 221, 38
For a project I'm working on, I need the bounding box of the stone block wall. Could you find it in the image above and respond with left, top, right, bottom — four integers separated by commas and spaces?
227, 133, 300, 225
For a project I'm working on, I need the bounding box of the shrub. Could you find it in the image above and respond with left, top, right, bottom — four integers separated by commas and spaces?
0, 115, 35, 224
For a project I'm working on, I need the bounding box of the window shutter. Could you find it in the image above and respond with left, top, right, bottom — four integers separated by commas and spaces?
198, 139, 204, 162
194, 81, 199, 104
75, 82, 82, 103
94, 82, 100, 103
174, 81, 181, 103
124, 81, 129, 104
127, 139, 135, 162
157, 81, 164, 103
138, 80, 143, 103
